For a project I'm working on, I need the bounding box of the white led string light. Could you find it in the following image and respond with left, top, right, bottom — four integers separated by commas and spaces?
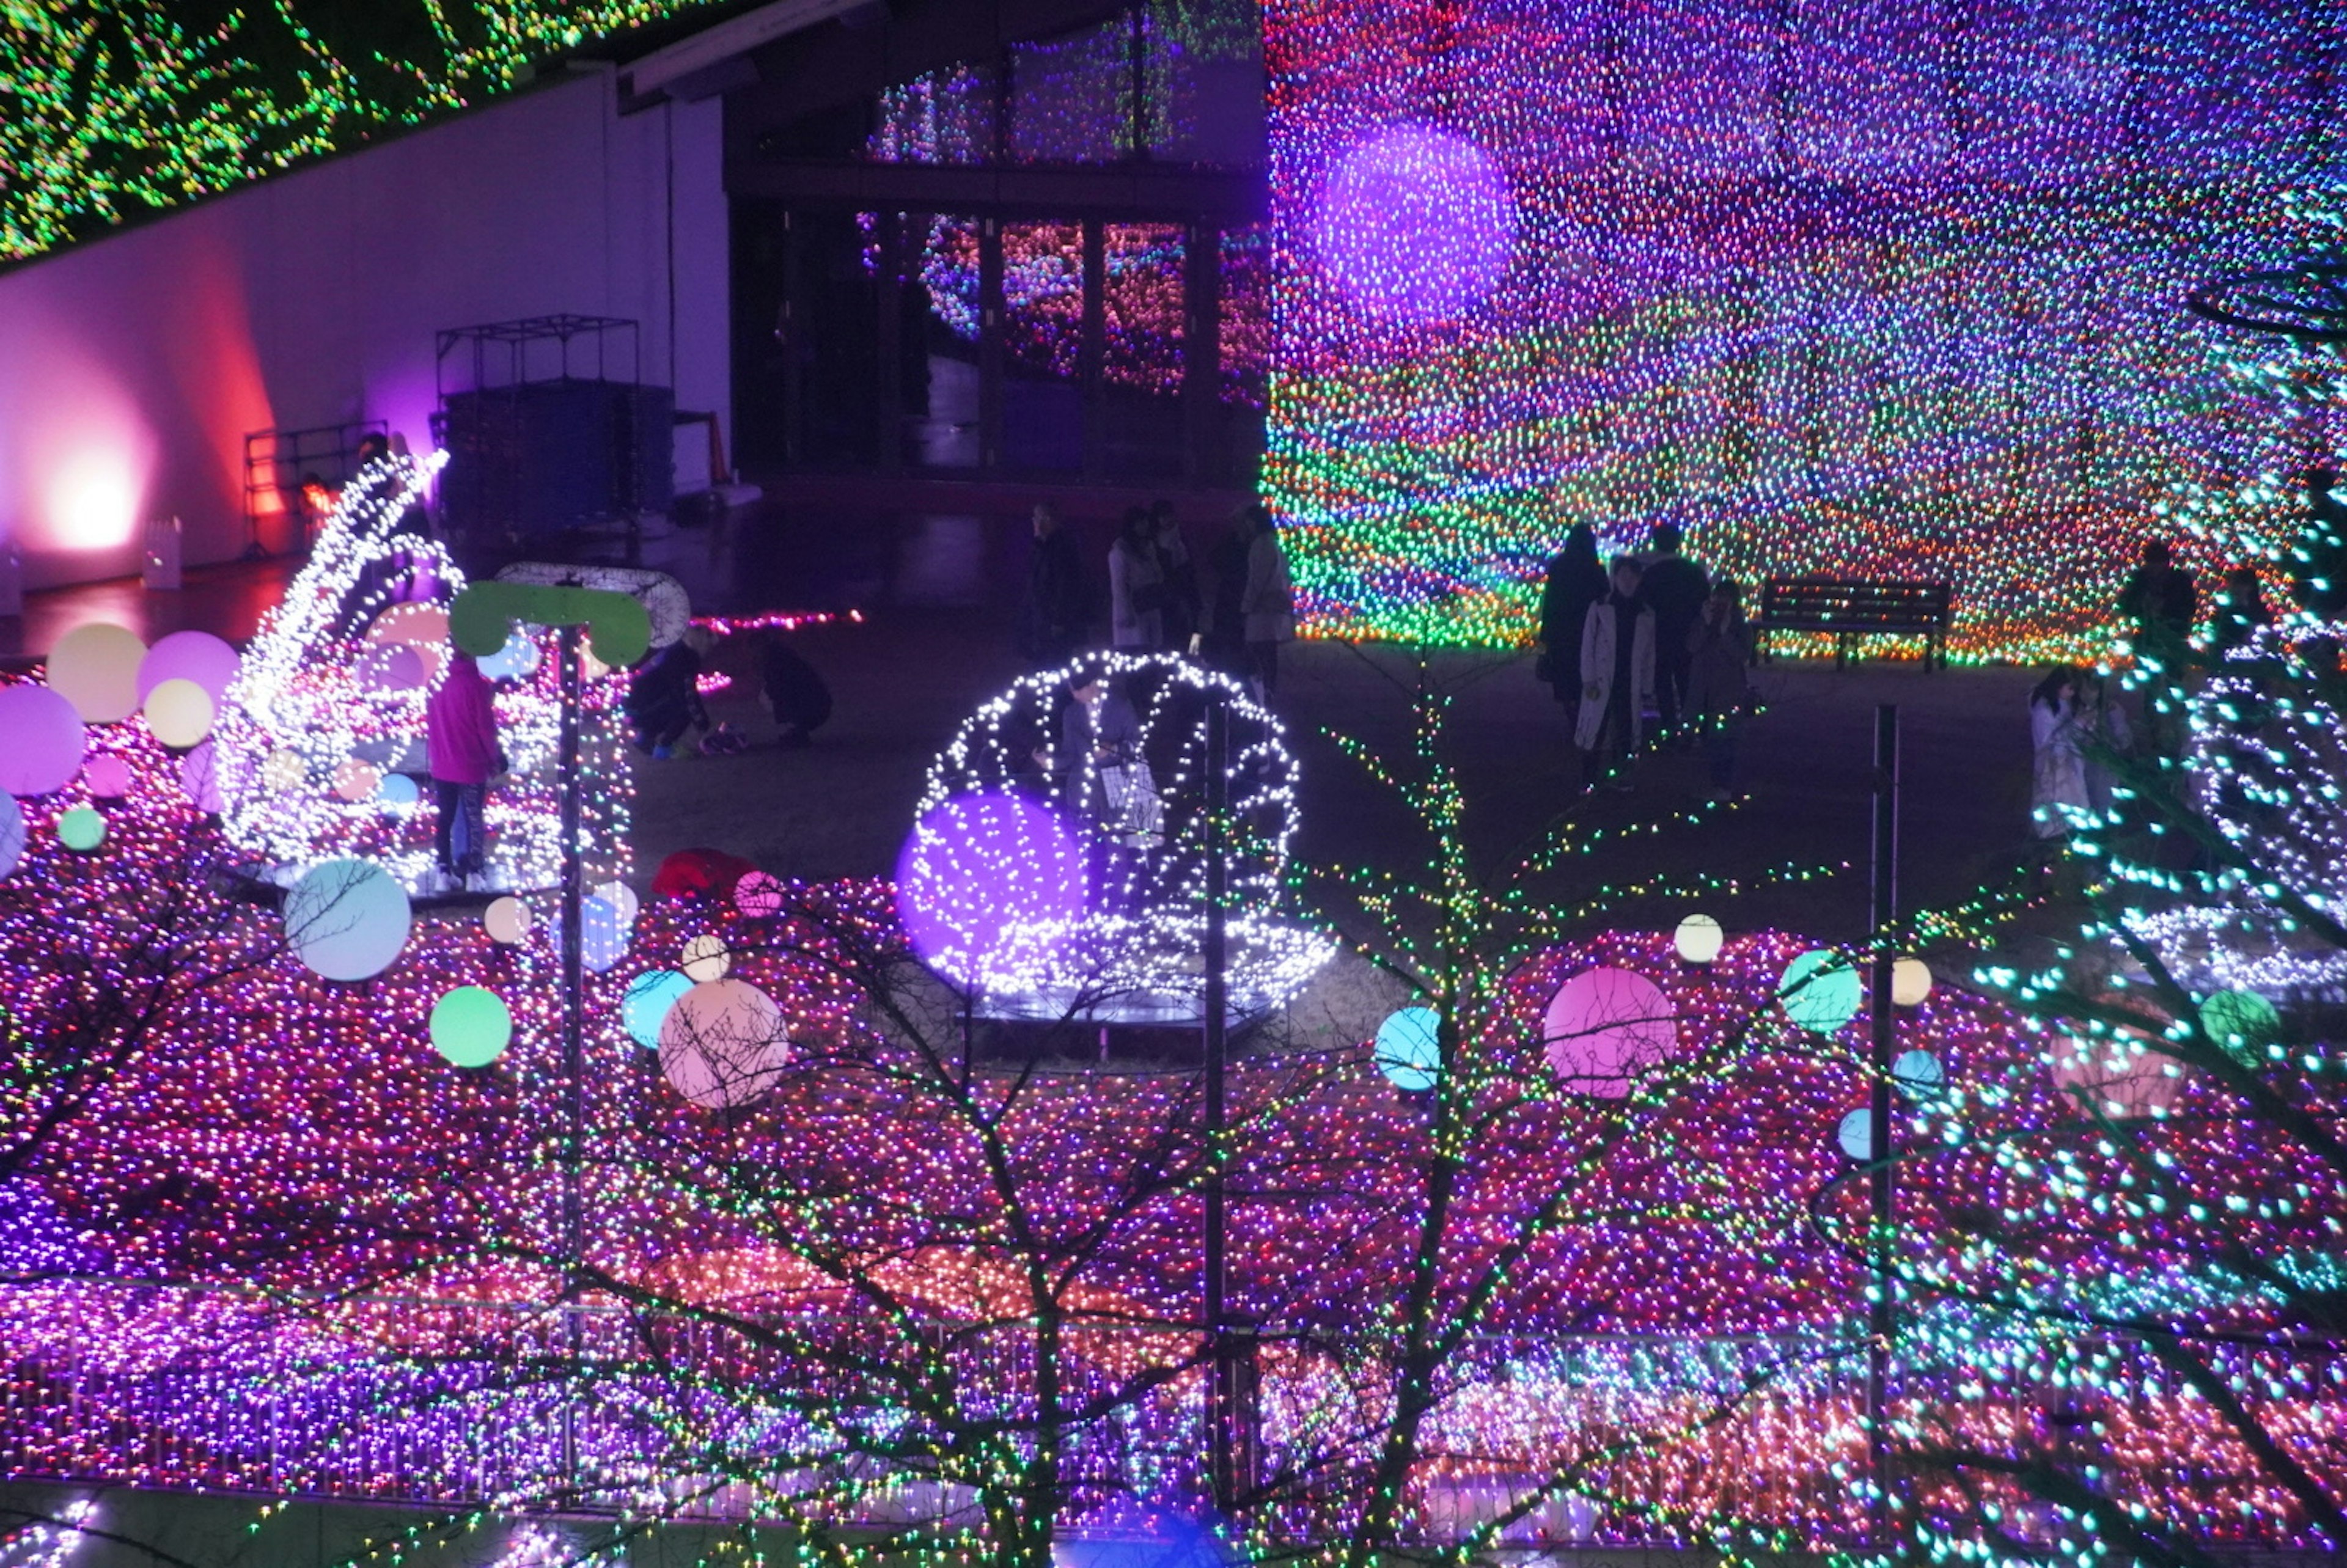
906, 651, 1332, 1013
214, 451, 633, 898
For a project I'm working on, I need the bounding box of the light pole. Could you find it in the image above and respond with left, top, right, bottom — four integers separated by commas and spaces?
1865, 702, 1900, 1548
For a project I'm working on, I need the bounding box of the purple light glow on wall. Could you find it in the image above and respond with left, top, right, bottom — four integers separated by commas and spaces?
1311, 125, 1517, 324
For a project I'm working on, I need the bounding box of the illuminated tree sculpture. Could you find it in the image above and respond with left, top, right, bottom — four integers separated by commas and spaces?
2112, 624, 2347, 994
213, 450, 630, 896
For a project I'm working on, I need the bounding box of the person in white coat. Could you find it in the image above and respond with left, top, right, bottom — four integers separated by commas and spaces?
2029, 664, 2091, 840
1576, 557, 1656, 788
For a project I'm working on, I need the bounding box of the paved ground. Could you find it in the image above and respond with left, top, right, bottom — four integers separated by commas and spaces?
632, 497, 2048, 950
14, 502, 2052, 961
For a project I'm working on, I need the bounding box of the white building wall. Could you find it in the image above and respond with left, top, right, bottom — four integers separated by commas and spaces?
0, 67, 730, 589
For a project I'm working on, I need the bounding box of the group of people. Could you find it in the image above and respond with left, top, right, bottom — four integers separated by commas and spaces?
1537, 522, 1751, 791
624, 626, 836, 759
1019, 501, 1296, 700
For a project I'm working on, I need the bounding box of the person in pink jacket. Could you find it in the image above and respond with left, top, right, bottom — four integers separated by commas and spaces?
427, 651, 501, 889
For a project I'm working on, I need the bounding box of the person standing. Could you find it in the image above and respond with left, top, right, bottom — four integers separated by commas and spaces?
2117, 540, 2198, 655
1638, 522, 1709, 738
2029, 665, 2090, 841
1238, 504, 1296, 699
1195, 508, 1255, 675
1684, 578, 1753, 793
1537, 525, 1607, 713
1150, 501, 1201, 653
2208, 564, 2275, 654
1017, 504, 1089, 665
427, 651, 501, 892
1576, 557, 1656, 789
1108, 507, 1168, 651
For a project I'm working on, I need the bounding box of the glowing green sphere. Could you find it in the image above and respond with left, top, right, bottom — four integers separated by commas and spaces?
430, 986, 512, 1069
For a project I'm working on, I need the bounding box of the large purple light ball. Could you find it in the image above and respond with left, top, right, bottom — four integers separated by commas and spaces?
894, 791, 1085, 989
1313, 125, 1518, 324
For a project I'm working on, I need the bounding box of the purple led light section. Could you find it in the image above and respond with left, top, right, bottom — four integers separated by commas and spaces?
1312, 125, 1517, 324
894, 790, 1086, 991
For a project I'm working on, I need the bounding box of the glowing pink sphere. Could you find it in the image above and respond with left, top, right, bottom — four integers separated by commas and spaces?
0, 684, 88, 796
136, 630, 242, 703
1542, 967, 1678, 1099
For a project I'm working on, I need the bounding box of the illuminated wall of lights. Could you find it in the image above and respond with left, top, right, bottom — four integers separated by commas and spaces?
0, 2, 723, 265
1260, 0, 2346, 659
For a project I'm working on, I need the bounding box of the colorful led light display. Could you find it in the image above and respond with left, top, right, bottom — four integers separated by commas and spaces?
0, 2, 725, 264
1260, 0, 2344, 659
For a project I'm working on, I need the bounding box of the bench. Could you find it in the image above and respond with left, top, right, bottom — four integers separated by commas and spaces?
1753, 579, 1953, 670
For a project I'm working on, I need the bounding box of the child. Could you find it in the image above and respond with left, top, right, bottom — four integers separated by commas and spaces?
427, 651, 500, 891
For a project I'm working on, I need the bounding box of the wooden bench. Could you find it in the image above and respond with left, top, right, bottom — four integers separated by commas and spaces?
1754, 579, 1953, 670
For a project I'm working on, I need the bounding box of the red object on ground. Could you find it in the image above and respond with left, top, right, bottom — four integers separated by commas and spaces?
652, 847, 760, 903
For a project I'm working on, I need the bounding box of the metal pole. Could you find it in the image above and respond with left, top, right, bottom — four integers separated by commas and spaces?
1866, 703, 1900, 1547
559, 625, 586, 1273
1202, 692, 1234, 1510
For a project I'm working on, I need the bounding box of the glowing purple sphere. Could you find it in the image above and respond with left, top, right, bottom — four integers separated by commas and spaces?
894, 791, 1086, 990
1313, 125, 1517, 323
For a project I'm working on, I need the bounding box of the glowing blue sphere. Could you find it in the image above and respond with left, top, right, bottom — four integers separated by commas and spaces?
1892, 1049, 1944, 1094
1837, 1107, 1875, 1160
284, 859, 412, 981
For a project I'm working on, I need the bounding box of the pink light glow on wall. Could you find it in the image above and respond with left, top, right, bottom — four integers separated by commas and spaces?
0, 328, 156, 558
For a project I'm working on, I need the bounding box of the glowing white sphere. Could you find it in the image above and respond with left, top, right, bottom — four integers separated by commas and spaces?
284, 859, 412, 981
1673, 914, 1724, 964
595, 879, 641, 929
144, 678, 215, 747
483, 896, 532, 945
681, 932, 732, 983
47, 623, 147, 723
1890, 957, 1932, 1007
659, 978, 788, 1109
262, 749, 304, 791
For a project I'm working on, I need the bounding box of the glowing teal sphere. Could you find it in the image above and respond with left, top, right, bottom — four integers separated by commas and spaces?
430, 986, 512, 1068
623, 969, 694, 1049
57, 806, 105, 852
1778, 948, 1862, 1036
1374, 1006, 1441, 1091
